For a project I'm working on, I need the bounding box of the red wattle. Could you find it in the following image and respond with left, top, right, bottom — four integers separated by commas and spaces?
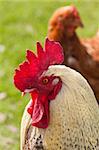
32, 100, 49, 128
27, 90, 50, 128
27, 105, 33, 115
27, 81, 62, 128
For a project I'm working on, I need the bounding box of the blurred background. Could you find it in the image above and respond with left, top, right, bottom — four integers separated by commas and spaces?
0, 0, 98, 149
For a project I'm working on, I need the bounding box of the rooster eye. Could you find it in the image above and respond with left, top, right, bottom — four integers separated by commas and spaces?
42, 78, 49, 85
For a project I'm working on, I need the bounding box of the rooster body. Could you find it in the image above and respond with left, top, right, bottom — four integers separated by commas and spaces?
14, 39, 99, 150
21, 65, 99, 150
48, 6, 99, 102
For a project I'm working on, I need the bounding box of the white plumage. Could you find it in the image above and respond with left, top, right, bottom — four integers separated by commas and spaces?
21, 65, 99, 150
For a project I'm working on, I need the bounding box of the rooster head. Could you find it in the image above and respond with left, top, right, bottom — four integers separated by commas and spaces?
48, 5, 84, 40
14, 38, 64, 128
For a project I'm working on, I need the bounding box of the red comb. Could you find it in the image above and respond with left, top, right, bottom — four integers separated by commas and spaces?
14, 38, 64, 92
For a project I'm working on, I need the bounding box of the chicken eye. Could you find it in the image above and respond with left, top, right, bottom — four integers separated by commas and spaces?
48, 26, 54, 32
42, 78, 49, 85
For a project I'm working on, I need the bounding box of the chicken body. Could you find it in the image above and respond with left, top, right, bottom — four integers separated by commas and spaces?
48, 6, 99, 102
21, 65, 99, 150
82, 31, 99, 61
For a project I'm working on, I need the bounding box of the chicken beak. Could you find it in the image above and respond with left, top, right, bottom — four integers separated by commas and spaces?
77, 17, 84, 28
75, 16, 84, 28
79, 21, 84, 28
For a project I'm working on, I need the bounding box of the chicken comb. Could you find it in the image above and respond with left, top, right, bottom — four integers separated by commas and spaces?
14, 38, 64, 92
71, 5, 80, 18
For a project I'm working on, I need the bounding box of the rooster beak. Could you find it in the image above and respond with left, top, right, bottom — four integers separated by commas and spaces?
22, 88, 36, 96
22, 92, 25, 97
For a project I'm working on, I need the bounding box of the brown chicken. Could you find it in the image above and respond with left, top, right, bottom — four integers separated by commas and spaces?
48, 5, 99, 103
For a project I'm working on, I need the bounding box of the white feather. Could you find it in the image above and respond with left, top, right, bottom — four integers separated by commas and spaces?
20, 100, 32, 150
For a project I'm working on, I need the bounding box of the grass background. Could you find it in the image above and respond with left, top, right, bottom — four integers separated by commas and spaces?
0, 0, 99, 149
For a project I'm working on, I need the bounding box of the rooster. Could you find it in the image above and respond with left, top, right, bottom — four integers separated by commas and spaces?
14, 38, 99, 150
48, 5, 99, 103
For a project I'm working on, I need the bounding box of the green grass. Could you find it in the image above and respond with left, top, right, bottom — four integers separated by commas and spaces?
0, 0, 99, 149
